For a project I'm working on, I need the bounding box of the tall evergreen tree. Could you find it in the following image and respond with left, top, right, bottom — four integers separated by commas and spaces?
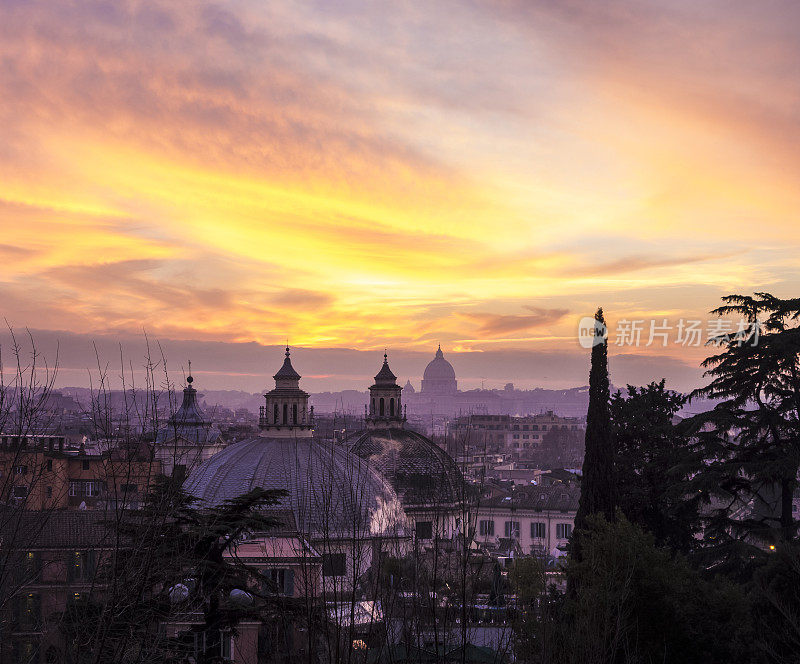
611, 380, 699, 554
574, 307, 615, 536
685, 293, 800, 571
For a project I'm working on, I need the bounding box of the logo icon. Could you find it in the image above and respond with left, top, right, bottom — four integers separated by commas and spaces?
578, 316, 607, 349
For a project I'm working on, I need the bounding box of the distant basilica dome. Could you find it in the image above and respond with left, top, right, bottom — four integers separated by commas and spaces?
185, 348, 405, 538
420, 345, 457, 395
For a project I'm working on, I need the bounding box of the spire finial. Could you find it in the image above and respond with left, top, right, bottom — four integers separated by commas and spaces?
187, 360, 193, 384
285, 344, 290, 358
384, 348, 388, 362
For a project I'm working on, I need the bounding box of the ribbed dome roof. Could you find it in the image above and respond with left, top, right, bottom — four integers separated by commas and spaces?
423, 346, 456, 381
347, 428, 463, 506
184, 437, 406, 537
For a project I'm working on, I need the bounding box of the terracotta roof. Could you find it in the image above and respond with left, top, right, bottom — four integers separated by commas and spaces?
0, 509, 115, 549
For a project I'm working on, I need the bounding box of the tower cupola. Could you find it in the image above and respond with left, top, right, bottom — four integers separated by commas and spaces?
169, 369, 211, 427
367, 352, 405, 429
259, 347, 314, 437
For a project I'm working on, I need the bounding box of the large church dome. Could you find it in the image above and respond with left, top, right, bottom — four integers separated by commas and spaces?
185, 437, 403, 537
421, 345, 457, 395
185, 349, 405, 538
347, 354, 463, 507
348, 428, 463, 507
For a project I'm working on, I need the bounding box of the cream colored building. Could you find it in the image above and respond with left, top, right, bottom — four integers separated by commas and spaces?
474, 483, 579, 557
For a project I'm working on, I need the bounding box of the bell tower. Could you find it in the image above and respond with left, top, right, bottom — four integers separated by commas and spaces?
366, 352, 405, 429
259, 347, 314, 438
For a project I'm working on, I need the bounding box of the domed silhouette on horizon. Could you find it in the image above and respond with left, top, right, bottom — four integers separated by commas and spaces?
421, 345, 457, 395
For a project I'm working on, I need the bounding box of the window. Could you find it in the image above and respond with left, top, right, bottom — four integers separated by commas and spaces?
14, 465, 26, 475
21, 552, 41, 582
531, 522, 546, 539
13, 486, 27, 498
479, 520, 495, 536
556, 523, 573, 539
46, 460, 53, 471
379, 397, 385, 416
322, 553, 346, 577
67, 550, 96, 581
11, 638, 38, 663
82, 460, 90, 471
415, 521, 433, 540
263, 568, 295, 596
12, 593, 41, 629
282, 403, 288, 424
504, 521, 520, 539
46, 486, 52, 498
121, 484, 138, 493
70, 480, 103, 497
292, 403, 298, 424
179, 630, 232, 661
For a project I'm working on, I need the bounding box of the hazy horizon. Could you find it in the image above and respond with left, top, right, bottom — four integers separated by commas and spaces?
2, 326, 706, 394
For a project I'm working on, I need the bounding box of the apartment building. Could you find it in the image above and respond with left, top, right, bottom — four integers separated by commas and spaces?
474, 484, 579, 557
505, 411, 584, 452
0, 435, 161, 510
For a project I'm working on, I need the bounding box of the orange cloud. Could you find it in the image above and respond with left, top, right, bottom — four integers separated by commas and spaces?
0, 0, 797, 372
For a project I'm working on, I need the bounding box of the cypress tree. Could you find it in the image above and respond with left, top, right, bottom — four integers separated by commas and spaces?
574, 307, 615, 535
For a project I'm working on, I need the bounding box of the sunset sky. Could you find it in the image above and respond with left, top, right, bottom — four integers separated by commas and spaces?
1, 0, 798, 392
